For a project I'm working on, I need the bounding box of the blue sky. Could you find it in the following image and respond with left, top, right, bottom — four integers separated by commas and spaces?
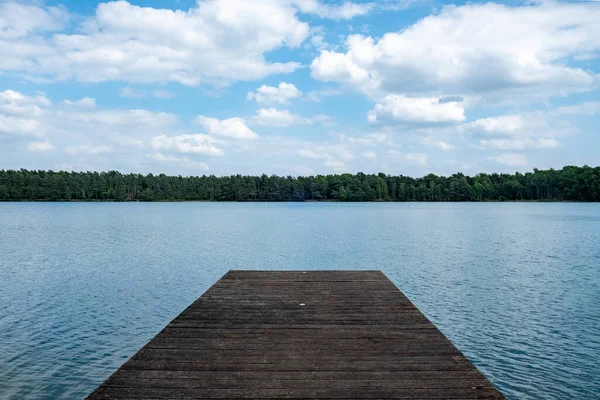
1, 0, 599, 177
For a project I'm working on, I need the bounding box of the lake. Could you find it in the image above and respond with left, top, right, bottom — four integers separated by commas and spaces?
0, 202, 599, 399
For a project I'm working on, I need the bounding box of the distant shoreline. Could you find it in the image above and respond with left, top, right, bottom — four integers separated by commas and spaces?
1, 167, 599, 202
0, 199, 593, 203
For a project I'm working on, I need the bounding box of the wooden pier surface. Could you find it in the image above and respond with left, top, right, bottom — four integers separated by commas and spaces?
88, 270, 505, 399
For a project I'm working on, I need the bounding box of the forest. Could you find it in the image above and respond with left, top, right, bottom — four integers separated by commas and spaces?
0, 166, 599, 202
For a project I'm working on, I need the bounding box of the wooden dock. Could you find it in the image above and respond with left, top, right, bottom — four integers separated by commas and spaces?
88, 270, 505, 399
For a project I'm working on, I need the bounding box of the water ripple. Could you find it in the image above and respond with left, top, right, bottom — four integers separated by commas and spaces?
0, 202, 599, 399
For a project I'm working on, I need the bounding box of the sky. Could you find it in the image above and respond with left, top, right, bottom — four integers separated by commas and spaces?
0, 0, 599, 177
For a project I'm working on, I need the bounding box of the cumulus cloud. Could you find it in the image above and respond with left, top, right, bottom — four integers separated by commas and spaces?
555, 102, 600, 116
0, 114, 41, 137
389, 150, 429, 166
0, 90, 52, 136
487, 153, 528, 167
0, 88, 188, 173
120, 87, 176, 99
196, 116, 258, 139
310, 34, 328, 51
65, 145, 112, 154
480, 138, 560, 150
0, 2, 68, 39
362, 151, 376, 159
297, 144, 353, 171
1, 0, 378, 86
151, 152, 209, 171
252, 108, 334, 127
403, 153, 428, 166
420, 137, 455, 151
253, 108, 311, 127
311, 47, 378, 94
368, 95, 465, 124
2, 89, 443, 175
298, 149, 329, 160
311, 114, 336, 127
311, 2, 600, 102
468, 115, 534, 136
1, 89, 251, 172
27, 141, 55, 152
0, 90, 50, 117
151, 134, 224, 156
247, 82, 301, 104
119, 87, 144, 98
151, 89, 175, 99
459, 108, 594, 151
63, 97, 96, 109
293, 0, 373, 20
306, 87, 344, 102
324, 160, 345, 169
333, 132, 390, 146
1, 0, 308, 86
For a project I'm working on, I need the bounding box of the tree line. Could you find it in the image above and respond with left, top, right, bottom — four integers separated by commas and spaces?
0, 166, 599, 202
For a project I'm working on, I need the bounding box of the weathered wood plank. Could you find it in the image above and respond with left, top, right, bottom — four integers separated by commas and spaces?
87, 270, 505, 399
90, 387, 503, 399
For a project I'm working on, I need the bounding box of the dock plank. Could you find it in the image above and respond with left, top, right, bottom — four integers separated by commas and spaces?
87, 270, 504, 399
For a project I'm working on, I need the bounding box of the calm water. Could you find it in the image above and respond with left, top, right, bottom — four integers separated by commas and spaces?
0, 203, 599, 399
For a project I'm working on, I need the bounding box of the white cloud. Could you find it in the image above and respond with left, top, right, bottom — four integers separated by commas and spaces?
253, 108, 311, 127
334, 132, 390, 146
252, 108, 333, 127
294, 165, 315, 175
310, 34, 328, 51
487, 153, 528, 167
0, 2, 68, 39
119, 87, 144, 98
0, 115, 39, 136
0, 89, 241, 172
57, 109, 177, 129
455, 103, 600, 153
120, 87, 176, 99
403, 153, 428, 166
151, 152, 209, 171
0, 89, 50, 117
389, 150, 429, 166
368, 95, 465, 124
0, 89, 191, 174
555, 101, 600, 116
151, 89, 175, 99
3, 89, 433, 175
27, 141, 55, 152
0, 90, 51, 136
381, 0, 425, 12
196, 116, 258, 139
151, 134, 224, 156
297, 144, 353, 167
362, 151, 376, 159
311, 114, 336, 127
247, 82, 301, 104
469, 115, 530, 136
293, 0, 373, 20
305, 87, 343, 102
463, 110, 579, 143
324, 160, 345, 168
480, 138, 560, 150
311, 47, 378, 94
65, 145, 112, 155
311, 2, 600, 102
298, 149, 329, 160
63, 97, 96, 109
2, 0, 310, 86
421, 137, 455, 151
55, 163, 73, 171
